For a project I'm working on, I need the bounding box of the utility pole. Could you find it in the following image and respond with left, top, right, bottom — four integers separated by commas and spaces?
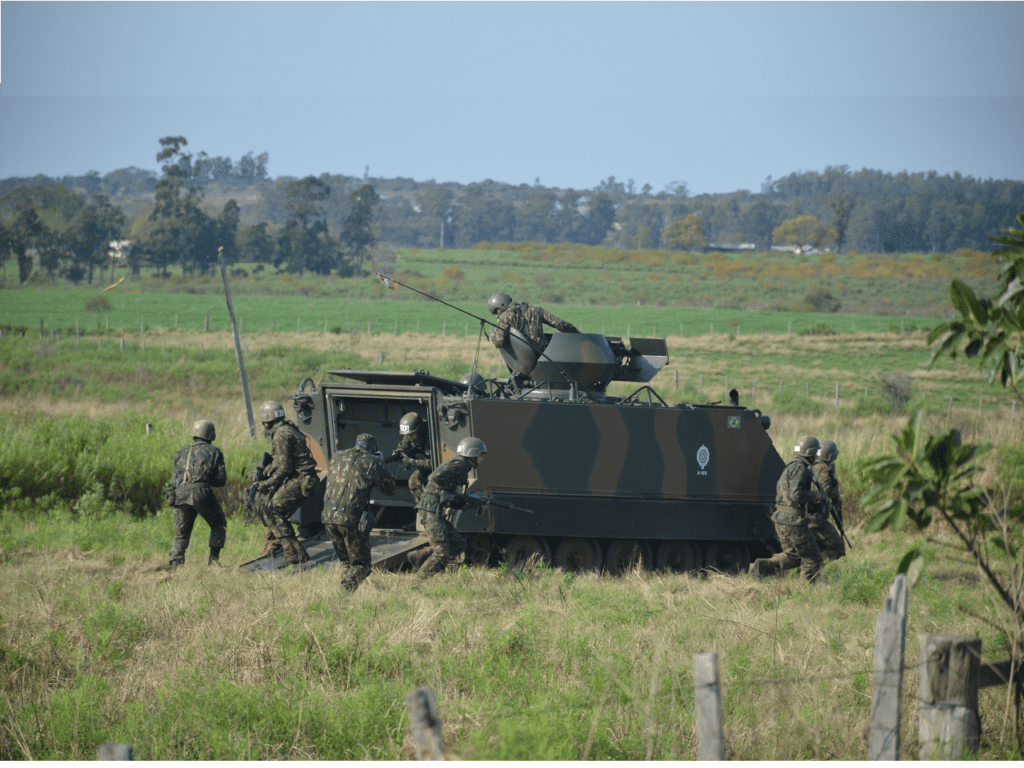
219, 246, 256, 439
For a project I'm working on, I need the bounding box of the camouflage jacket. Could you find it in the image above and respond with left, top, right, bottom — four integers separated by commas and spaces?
322, 446, 396, 526
772, 458, 813, 525
491, 302, 578, 348
391, 433, 432, 473
812, 460, 842, 513
419, 456, 473, 509
264, 420, 318, 490
171, 438, 226, 506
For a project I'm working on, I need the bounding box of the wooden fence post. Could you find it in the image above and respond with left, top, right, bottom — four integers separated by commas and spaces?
97, 743, 133, 760
918, 634, 981, 759
868, 574, 909, 760
694, 651, 726, 760
406, 687, 445, 760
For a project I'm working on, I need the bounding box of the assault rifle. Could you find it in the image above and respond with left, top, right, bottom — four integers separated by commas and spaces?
244, 452, 273, 526
811, 476, 853, 550
440, 491, 535, 515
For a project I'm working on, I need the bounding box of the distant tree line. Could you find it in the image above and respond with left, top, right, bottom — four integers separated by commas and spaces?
1, 143, 1021, 285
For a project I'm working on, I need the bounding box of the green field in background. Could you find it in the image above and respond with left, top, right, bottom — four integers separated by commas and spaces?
1, 286, 939, 338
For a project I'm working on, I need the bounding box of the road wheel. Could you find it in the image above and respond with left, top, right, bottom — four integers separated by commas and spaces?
463, 533, 492, 566
505, 535, 551, 569
704, 542, 750, 574
605, 539, 652, 576
555, 537, 603, 573
655, 541, 701, 574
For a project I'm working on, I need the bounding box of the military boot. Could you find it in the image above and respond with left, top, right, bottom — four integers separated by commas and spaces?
748, 558, 772, 580
407, 547, 431, 570
261, 533, 282, 559
280, 538, 311, 568
208, 547, 222, 566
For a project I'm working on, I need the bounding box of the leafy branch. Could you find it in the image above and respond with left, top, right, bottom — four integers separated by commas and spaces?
927, 213, 1024, 406
861, 410, 1023, 629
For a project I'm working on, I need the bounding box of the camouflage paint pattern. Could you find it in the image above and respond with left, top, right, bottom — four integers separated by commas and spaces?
284, 342, 786, 559
807, 512, 845, 561
325, 523, 373, 591
168, 438, 227, 566
760, 518, 823, 582
812, 459, 842, 514
265, 420, 318, 489
414, 456, 473, 577
391, 432, 431, 502
447, 398, 781, 544
416, 509, 467, 578
491, 302, 578, 348
322, 446, 396, 526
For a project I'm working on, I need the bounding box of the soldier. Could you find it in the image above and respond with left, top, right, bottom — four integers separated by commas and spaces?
809, 439, 846, 561
255, 400, 318, 568
413, 436, 487, 579
322, 433, 396, 592
389, 412, 432, 504
165, 420, 227, 571
487, 291, 579, 351
749, 435, 824, 583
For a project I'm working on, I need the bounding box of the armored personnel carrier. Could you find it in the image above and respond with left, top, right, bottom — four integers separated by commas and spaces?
264, 328, 785, 575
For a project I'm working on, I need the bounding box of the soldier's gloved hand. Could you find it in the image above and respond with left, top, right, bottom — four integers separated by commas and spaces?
401, 456, 415, 469
357, 508, 375, 535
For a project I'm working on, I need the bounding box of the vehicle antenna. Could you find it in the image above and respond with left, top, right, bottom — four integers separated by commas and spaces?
375, 273, 589, 399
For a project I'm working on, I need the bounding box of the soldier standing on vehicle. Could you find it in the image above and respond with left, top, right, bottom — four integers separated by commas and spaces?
413, 437, 487, 579
255, 400, 317, 568
322, 433, 396, 592
389, 412, 432, 504
749, 435, 824, 583
165, 420, 227, 571
809, 439, 846, 561
487, 292, 579, 350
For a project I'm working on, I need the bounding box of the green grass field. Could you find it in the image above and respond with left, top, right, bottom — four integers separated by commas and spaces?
2, 283, 939, 339
1, 262, 1022, 759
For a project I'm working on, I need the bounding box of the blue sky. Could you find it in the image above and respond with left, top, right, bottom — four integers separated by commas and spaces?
1, 1, 1022, 195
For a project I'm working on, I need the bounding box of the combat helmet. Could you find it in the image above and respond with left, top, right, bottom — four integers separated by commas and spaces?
399, 412, 423, 435
259, 400, 286, 424
191, 419, 216, 442
794, 435, 821, 460
457, 436, 488, 458
460, 372, 485, 394
487, 292, 513, 316
355, 433, 378, 453
817, 439, 839, 463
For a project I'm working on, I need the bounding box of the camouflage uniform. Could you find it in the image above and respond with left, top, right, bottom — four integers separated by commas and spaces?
261, 419, 319, 565
414, 456, 472, 578
390, 432, 432, 503
758, 458, 824, 582
491, 301, 578, 349
809, 459, 846, 561
322, 444, 396, 591
168, 437, 227, 568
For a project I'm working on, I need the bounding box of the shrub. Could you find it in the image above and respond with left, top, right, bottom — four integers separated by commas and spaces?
803, 286, 841, 313
84, 295, 113, 312
881, 371, 913, 413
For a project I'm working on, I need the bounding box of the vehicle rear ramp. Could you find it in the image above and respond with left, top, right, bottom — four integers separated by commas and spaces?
240, 529, 428, 573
